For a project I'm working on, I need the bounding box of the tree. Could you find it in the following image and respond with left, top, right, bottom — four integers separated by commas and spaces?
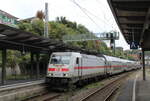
31, 19, 44, 36
18, 22, 34, 33
36, 10, 44, 20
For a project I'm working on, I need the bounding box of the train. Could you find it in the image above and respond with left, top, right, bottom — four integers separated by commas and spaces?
46, 52, 140, 87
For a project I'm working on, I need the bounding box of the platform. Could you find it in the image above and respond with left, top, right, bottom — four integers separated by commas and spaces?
0, 78, 44, 86
116, 70, 150, 101
0, 79, 45, 101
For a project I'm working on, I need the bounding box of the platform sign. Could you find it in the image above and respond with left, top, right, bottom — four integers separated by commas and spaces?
130, 41, 138, 49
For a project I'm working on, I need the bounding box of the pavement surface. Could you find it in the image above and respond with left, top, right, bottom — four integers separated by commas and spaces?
116, 70, 150, 101
0, 78, 44, 86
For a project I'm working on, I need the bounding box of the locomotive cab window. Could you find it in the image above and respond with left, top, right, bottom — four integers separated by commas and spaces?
50, 54, 71, 64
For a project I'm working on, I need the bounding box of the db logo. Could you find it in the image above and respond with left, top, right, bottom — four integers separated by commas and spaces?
56, 68, 61, 71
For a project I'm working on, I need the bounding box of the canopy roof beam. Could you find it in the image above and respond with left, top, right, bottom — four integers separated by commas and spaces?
140, 8, 150, 44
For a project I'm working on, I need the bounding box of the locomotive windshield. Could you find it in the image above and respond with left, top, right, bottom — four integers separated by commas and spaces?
50, 55, 70, 64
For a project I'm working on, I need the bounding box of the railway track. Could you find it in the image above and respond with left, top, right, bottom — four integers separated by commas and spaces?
79, 72, 132, 101
23, 71, 137, 101
24, 91, 61, 101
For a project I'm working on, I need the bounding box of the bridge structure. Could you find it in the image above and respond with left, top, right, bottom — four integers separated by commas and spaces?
62, 32, 119, 42
62, 31, 119, 54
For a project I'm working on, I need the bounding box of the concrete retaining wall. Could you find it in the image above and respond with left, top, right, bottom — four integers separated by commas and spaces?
0, 80, 46, 101
0, 67, 21, 77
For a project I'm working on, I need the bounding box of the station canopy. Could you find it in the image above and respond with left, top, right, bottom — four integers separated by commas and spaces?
108, 0, 150, 50
0, 24, 100, 55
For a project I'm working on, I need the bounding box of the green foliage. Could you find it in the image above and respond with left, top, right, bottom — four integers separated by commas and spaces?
49, 21, 78, 39
18, 22, 34, 33
7, 50, 30, 68
98, 41, 111, 55
18, 19, 44, 35
77, 24, 91, 34
56, 16, 77, 30
31, 19, 44, 36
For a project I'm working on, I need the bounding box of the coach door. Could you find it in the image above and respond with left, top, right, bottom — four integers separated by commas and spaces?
76, 57, 82, 78
102, 58, 107, 74
104, 60, 107, 74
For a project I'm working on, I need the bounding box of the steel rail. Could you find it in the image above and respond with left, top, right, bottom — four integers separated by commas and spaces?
80, 73, 131, 101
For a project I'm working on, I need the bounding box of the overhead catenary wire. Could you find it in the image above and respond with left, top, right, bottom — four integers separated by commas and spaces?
77, 0, 108, 25
70, 0, 105, 32
69, 0, 119, 44
95, 0, 116, 30
82, 7, 113, 29
77, 0, 115, 30
95, 0, 108, 19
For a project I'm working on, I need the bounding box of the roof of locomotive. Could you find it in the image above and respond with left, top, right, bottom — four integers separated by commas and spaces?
51, 52, 81, 57
51, 52, 103, 59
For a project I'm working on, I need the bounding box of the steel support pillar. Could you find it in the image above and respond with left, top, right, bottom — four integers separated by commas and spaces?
30, 52, 34, 79
2, 49, 6, 85
36, 54, 40, 79
142, 49, 146, 80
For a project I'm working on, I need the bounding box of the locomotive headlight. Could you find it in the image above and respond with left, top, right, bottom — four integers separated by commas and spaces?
49, 73, 53, 76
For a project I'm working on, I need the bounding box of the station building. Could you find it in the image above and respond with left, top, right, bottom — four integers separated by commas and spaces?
0, 10, 18, 27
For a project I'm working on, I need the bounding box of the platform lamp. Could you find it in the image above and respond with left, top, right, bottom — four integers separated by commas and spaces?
0, 34, 6, 38
139, 52, 142, 66
21, 44, 26, 55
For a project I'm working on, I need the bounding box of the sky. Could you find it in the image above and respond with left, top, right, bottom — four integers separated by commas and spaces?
0, 0, 130, 50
